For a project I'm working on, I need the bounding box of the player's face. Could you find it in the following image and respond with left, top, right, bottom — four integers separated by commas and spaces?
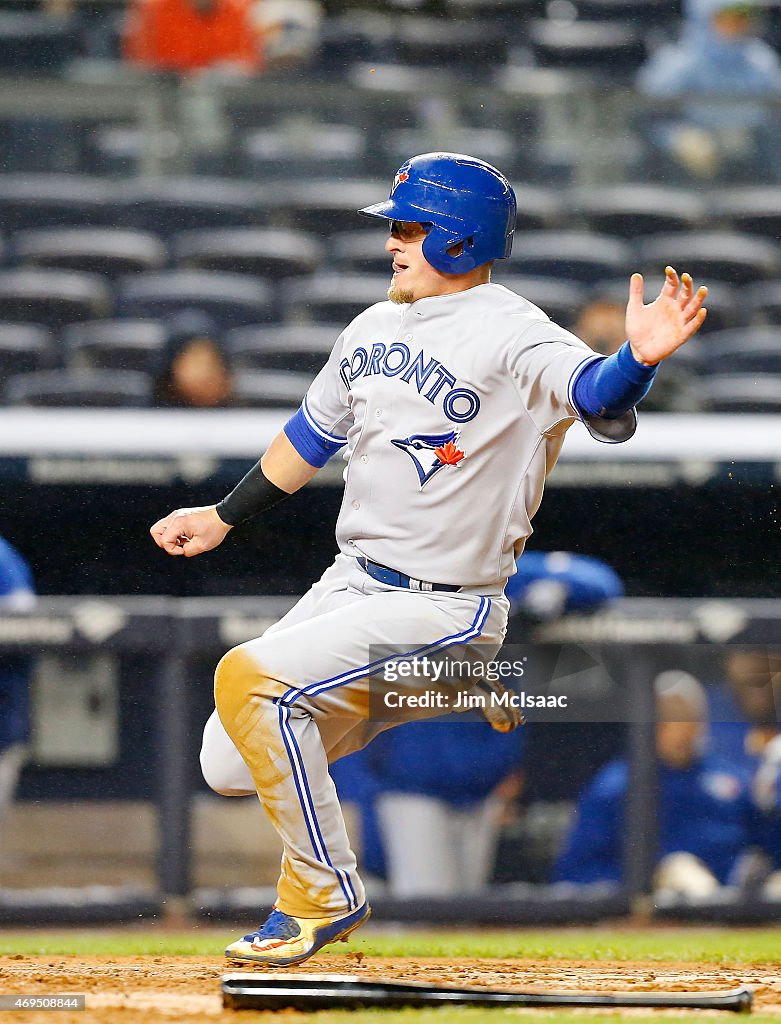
725, 650, 781, 723
655, 694, 702, 768
385, 221, 457, 304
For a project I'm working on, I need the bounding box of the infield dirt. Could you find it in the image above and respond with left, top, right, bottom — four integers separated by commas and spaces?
1, 954, 780, 1023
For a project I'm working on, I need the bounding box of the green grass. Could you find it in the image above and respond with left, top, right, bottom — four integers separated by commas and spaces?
1, 927, 778, 1023
0, 925, 779, 963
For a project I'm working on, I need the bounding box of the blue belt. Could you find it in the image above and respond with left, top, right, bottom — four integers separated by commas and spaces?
356, 557, 461, 593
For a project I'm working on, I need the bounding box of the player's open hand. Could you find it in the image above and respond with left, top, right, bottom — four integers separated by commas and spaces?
625, 266, 707, 365
150, 505, 232, 558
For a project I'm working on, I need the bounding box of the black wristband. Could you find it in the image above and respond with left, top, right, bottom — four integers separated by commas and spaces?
215, 460, 290, 527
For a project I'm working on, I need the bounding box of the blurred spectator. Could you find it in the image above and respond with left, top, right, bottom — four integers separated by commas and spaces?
554, 671, 758, 896
152, 312, 235, 408
575, 296, 700, 411
123, 0, 263, 76
0, 537, 36, 840
637, 0, 781, 181
708, 648, 781, 885
709, 649, 780, 770
574, 297, 627, 358
252, 0, 323, 69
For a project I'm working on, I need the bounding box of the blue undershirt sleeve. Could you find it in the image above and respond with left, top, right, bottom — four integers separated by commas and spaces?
283, 403, 346, 469
572, 341, 658, 419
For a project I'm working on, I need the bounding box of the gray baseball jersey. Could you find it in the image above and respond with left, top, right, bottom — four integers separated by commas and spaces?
303, 282, 616, 587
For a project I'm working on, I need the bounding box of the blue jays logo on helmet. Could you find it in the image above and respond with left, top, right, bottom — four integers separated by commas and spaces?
391, 429, 465, 487
358, 152, 517, 275
392, 164, 411, 194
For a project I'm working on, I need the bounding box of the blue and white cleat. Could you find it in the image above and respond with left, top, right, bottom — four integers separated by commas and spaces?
224, 902, 371, 966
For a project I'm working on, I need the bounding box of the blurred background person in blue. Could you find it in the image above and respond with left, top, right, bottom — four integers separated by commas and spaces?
554, 671, 758, 897
505, 550, 622, 621
709, 649, 780, 771
0, 536, 36, 841
637, 0, 781, 182
708, 648, 781, 893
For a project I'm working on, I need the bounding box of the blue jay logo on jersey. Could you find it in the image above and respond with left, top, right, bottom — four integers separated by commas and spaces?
391, 430, 465, 488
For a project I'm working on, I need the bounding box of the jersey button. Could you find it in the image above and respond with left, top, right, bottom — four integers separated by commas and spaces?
375, 408, 382, 418
360, 455, 368, 464
404, 333, 413, 341
352, 500, 360, 510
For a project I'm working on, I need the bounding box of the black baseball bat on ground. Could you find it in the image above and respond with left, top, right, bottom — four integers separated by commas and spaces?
222, 973, 753, 1013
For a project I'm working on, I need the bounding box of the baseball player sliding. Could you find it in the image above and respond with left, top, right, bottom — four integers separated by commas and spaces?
150, 153, 708, 966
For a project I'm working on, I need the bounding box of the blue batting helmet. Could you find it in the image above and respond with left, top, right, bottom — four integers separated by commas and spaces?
359, 152, 517, 274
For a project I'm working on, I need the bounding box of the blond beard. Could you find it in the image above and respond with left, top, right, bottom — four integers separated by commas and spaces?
387, 280, 414, 305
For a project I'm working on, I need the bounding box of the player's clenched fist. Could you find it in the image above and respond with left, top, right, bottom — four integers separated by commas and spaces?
150, 505, 232, 557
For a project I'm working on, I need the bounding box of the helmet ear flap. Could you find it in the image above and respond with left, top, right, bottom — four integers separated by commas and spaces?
422, 224, 480, 274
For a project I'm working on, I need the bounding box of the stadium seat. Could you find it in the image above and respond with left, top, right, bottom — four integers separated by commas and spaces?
84, 124, 231, 179
63, 319, 168, 373
285, 273, 389, 323
637, 232, 780, 286
83, 125, 142, 178
692, 374, 781, 413
570, 186, 705, 238
0, 323, 55, 375
0, 270, 111, 328
117, 179, 270, 236
4, 368, 151, 407
0, 11, 80, 72
348, 62, 460, 110
14, 228, 167, 278
747, 281, 781, 324
506, 233, 631, 284
383, 128, 518, 179
715, 188, 781, 241
227, 324, 338, 375
0, 175, 115, 231
569, 0, 680, 24
281, 180, 389, 234
527, 19, 646, 77
231, 369, 314, 409
392, 15, 507, 67
489, 276, 588, 328
445, 0, 543, 23
508, 187, 561, 231
700, 328, 781, 376
118, 271, 276, 329
242, 124, 368, 181
332, 231, 393, 274
317, 12, 395, 75
174, 229, 323, 280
